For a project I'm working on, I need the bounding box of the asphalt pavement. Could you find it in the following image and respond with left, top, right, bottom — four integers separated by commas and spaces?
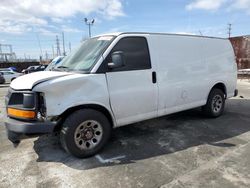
0, 80, 250, 188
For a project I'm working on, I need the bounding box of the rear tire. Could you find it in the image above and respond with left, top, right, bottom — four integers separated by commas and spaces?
202, 88, 225, 118
60, 109, 111, 158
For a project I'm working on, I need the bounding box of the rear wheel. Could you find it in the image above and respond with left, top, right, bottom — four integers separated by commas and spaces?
202, 88, 225, 118
60, 109, 111, 158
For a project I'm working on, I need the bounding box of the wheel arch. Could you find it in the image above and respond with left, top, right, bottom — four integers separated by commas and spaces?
209, 82, 227, 99
54, 104, 116, 132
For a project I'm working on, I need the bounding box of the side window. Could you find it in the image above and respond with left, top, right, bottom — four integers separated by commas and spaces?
104, 37, 151, 72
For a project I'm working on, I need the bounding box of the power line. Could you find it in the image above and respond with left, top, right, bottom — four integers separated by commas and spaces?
4, 39, 55, 42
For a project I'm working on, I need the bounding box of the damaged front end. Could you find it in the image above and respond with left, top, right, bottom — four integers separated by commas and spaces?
5, 88, 57, 146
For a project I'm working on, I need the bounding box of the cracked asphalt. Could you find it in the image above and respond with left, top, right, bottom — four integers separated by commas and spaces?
0, 80, 250, 188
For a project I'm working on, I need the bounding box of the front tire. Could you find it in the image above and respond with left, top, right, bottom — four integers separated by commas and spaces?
202, 88, 225, 118
60, 109, 111, 158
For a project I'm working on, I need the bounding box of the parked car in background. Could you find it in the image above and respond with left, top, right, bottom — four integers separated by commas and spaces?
45, 56, 65, 71
0, 72, 5, 84
35, 65, 47, 72
22, 65, 47, 74
0, 70, 22, 83
32, 65, 47, 73
8, 67, 18, 72
22, 66, 39, 74
0, 68, 15, 72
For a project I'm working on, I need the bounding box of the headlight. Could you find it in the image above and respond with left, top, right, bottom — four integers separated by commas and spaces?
8, 92, 35, 109
7, 91, 36, 120
7, 91, 46, 120
23, 93, 35, 108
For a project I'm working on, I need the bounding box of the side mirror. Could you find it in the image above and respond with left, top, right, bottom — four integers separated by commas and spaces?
108, 51, 125, 69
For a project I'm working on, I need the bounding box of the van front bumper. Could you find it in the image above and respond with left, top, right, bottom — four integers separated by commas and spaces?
5, 117, 57, 143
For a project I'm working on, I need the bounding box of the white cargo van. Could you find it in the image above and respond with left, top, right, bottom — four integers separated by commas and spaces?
5, 32, 237, 158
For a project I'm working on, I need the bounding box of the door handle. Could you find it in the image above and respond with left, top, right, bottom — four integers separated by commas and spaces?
152, 71, 157, 84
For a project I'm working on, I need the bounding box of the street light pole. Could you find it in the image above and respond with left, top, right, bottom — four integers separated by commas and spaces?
84, 18, 95, 38
88, 23, 91, 37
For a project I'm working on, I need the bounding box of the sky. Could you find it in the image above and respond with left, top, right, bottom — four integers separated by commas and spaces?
0, 0, 250, 59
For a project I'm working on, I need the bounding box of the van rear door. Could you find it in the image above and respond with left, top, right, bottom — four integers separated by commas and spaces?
104, 36, 158, 126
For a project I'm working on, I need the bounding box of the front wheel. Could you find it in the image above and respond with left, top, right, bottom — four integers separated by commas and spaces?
60, 109, 111, 158
202, 88, 225, 118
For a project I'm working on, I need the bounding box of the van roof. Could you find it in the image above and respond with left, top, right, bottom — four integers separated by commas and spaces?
96, 32, 227, 40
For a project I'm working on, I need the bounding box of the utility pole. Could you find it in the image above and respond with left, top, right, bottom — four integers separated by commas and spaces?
52, 45, 55, 58
198, 30, 203, 36
0, 44, 2, 61
228, 23, 232, 38
62, 32, 66, 56
45, 51, 48, 61
69, 42, 71, 53
56, 35, 61, 56
84, 18, 95, 38
36, 33, 43, 58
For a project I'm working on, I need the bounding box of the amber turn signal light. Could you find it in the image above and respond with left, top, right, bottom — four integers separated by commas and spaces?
7, 108, 36, 119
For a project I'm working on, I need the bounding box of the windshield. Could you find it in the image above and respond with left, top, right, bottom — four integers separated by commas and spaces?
55, 36, 114, 72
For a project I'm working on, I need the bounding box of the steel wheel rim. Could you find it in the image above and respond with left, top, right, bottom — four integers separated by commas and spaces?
74, 120, 103, 150
212, 95, 223, 113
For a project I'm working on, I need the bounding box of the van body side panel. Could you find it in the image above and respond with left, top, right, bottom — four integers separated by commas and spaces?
202, 38, 237, 98
33, 73, 116, 126
152, 35, 209, 116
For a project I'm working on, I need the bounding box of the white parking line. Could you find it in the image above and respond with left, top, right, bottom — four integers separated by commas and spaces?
95, 154, 126, 164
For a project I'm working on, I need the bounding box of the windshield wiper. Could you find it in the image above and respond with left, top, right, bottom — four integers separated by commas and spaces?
54, 65, 69, 71
56, 66, 69, 69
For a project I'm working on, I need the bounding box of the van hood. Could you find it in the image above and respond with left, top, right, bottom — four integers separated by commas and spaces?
10, 71, 72, 90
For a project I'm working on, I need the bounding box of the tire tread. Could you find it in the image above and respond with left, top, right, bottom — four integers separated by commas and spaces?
202, 88, 225, 118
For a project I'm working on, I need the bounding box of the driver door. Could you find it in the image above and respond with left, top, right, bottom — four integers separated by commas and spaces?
102, 36, 158, 126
